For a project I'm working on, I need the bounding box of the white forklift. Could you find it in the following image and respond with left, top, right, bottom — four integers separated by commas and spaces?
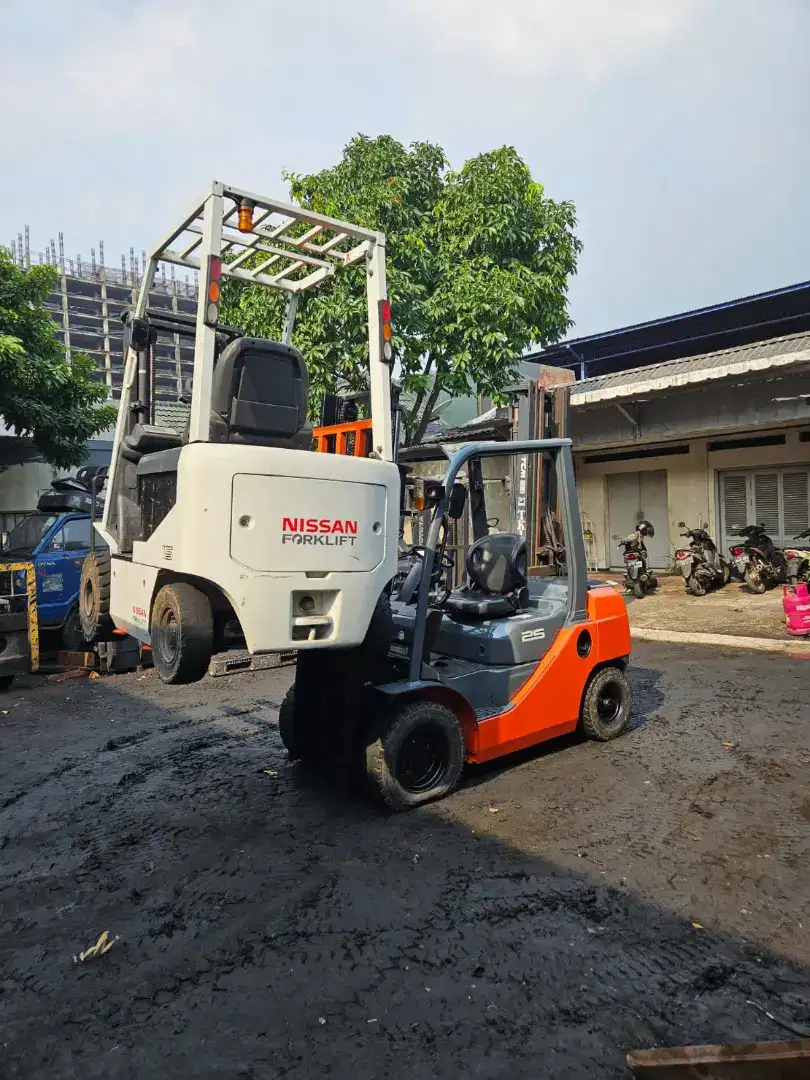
80, 182, 401, 683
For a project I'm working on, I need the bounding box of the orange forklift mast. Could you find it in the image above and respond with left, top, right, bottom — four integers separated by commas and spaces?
313, 386, 402, 459
313, 418, 373, 457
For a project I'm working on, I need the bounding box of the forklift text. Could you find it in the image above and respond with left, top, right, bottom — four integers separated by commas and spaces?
281, 518, 358, 547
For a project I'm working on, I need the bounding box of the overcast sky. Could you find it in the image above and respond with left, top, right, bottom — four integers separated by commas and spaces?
1, 0, 808, 337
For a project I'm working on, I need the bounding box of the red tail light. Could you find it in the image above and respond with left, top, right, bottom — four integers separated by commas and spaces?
675, 550, 688, 559
786, 550, 799, 559
731, 546, 743, 556
379, 298, 393, 362
626, 552, 639, 561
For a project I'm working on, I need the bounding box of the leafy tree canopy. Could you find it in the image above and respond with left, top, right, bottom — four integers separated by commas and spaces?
222, 135, 581, 445
0, 247, 116, 468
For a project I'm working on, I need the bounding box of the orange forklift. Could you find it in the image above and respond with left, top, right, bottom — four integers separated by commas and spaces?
284, 435, 632, 811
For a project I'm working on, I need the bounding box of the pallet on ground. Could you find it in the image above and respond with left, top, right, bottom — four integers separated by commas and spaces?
208, 651, 296, 677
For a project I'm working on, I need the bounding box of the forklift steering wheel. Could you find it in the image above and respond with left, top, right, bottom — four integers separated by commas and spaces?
404, 546, 455, 602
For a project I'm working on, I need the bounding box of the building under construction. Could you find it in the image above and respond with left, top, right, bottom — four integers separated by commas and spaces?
1, 230, 199, 522
7, 228, 198, 407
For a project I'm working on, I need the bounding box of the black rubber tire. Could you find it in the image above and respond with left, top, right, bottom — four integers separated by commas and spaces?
278, 685, 298, 757
788, 574, 799, 587
632, 581, 645, 599
722, 562, 731, 585
580, 666, 632, 742
687, 575, 707, 597
744, 566, 767, 594
278, 684, 325, 766
365, 699, 465, 811
80, 550, 115, 642
0, 675, 14, 692
150, 582, 213, 684
61, 605, 84, 652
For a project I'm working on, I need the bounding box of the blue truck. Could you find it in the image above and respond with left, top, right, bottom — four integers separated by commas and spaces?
0, 468, 107, 652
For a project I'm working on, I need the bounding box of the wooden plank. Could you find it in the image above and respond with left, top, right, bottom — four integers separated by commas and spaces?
47, 668, 91, 684
628, 1038, 810, 1079
57, 651, 98, 670
208, 652, 296, 678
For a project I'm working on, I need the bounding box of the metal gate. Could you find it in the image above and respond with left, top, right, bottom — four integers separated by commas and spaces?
719, 466, 810, 552
607, 470, 670, 569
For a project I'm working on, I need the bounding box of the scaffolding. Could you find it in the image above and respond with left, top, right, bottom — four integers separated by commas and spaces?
8, 228, 199, 408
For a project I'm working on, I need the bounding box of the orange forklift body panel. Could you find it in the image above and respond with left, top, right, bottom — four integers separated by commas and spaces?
470, 584, 630, 763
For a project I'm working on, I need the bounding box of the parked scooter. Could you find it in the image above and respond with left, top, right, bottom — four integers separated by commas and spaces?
614, 521, 657, 598
674, 521, 731, 596
730, 524, 788, 594
785, 528, 810, 585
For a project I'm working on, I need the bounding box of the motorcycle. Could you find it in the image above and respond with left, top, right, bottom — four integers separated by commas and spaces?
730, 524, 788, 594
785, 528, 810, 585
613, 520, 657, 599
674, 521, 731, 596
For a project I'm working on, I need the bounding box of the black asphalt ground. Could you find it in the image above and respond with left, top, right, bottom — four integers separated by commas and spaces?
1, 642, 809, 1078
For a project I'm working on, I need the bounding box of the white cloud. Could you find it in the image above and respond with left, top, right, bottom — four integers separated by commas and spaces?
0, 2, 205, 139
397, 0, 697, 78
1, 0, 808, 339
59, 6, 203, 125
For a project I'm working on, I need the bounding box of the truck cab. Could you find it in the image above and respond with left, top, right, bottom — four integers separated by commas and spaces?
1, 470, 107, 650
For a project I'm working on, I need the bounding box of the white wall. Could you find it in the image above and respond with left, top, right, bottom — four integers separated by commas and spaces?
0, 461, 57, 513
576, 426, 810, 569
577, 445, 708, 568
706, 427, 810, 539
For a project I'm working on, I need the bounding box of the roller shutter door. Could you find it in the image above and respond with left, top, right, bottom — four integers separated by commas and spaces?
719, 467, 810, 552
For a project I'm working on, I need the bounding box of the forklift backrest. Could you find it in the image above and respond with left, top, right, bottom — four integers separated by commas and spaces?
466, 533, 528, 595
208, 337, 311, 449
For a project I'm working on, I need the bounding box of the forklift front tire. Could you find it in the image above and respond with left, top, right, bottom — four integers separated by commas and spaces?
580, 666, 632, 742
365, 699, 465, 811
150, 583, 213, 684
80, 550, 115, 642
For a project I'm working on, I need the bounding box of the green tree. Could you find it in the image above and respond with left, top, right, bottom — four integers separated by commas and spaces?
223, 135, 581, 445
0, 247, 116, 469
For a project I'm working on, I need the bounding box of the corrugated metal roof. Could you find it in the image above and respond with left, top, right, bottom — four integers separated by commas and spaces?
570, 331, 810, 405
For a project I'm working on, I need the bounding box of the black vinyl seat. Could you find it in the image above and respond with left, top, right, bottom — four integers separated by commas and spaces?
444, 533, 530, 619
201, 337, 312, 448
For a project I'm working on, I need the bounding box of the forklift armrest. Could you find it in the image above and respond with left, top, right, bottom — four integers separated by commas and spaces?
121, 424, 182, 463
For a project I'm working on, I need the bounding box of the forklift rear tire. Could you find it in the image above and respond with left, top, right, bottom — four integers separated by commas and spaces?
80, 550, 115, 642
150, 583, 213, 684
278, 685, 323, 766
365, 699, 465, 811
278, 686, 298, 757
580, 666, 632, 742
61, 605, 84, 652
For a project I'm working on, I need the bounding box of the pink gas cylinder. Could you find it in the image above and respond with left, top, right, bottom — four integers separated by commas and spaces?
783, 582, 810, 637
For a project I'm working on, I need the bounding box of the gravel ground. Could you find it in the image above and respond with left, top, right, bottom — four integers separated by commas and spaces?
1, 642, 809, 1079
623, 577, 789, 639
